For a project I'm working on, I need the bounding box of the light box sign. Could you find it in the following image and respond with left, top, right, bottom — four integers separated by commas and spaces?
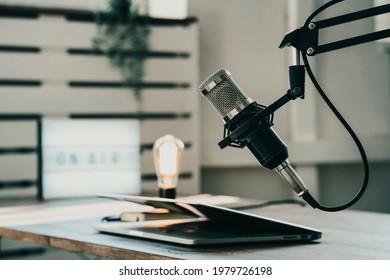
41, 119, 141, 199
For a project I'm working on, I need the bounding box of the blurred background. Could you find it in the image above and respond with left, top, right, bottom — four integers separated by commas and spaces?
0, 0, 389, 214
194, 0, 390, 213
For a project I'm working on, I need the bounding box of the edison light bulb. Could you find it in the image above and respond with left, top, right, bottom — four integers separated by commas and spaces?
153, 135, 184, 198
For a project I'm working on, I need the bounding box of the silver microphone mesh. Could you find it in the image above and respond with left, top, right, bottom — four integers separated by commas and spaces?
198, 69, 252, 119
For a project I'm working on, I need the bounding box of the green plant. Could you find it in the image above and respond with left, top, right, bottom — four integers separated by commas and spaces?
93, 0, 150, 102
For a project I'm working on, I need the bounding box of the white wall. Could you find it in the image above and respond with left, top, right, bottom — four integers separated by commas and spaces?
189, 0, 289, 167
189, 0, 294, 202
189, 0, 390, 213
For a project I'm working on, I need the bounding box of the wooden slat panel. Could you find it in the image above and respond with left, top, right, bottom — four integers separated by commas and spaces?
0, 18, 196, 52
0, 86, 138, 113
140, 88, 196, 113
0, 87, 195, 114
0, 121, 37, 147
140, 119, 194, 143
0, 1, 93, 11
0, 10, 200, 196
374, 4, 390, 46
0, 188, 37, 198
0, 154, 37, 180
149, 25, 196, 53
0, 53, 193, 82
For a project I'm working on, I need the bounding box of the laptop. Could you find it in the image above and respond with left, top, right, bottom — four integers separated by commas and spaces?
93, 194, 321, 246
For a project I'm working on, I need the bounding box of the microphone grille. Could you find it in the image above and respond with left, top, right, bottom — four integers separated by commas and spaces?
198, 69, 250, 118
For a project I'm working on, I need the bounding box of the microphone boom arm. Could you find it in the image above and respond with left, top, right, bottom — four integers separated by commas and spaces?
275, 0, 390, 211
279, 2, 390, 56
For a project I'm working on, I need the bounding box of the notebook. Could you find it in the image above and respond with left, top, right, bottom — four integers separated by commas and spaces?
93, 194, 321, 246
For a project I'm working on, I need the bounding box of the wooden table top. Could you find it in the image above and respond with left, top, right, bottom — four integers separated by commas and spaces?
1, 196, 389, 260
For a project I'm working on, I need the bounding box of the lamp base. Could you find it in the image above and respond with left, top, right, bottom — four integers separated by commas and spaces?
159, 188, 176, 199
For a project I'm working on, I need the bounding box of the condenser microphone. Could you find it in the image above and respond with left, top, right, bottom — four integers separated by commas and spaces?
198, 69, 310, 198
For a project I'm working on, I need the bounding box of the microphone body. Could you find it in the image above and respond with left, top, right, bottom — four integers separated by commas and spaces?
223, 102, 288, 170
199, 69, 309, 197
